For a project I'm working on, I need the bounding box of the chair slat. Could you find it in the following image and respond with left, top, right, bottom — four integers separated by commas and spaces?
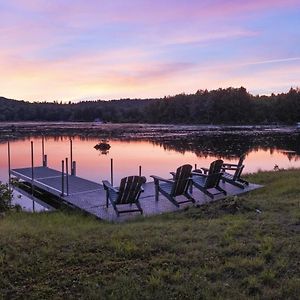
119, 176, 133, 204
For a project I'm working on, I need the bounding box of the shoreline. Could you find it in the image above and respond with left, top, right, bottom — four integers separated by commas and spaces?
0, 122, 299, 141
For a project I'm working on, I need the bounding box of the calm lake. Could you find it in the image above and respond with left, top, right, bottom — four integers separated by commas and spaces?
1, 133, 300, 211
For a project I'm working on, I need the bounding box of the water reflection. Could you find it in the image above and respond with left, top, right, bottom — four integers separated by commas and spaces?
10, 190, 52, 212
1, 134, 300, 187
152, 133, 300, 160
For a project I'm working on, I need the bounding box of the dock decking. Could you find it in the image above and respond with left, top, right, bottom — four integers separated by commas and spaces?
11, 166, 262, 222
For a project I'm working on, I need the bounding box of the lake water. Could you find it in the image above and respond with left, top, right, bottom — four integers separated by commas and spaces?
1, 135, 300, 211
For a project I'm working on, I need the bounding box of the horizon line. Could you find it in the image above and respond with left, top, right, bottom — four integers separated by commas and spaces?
1, 85, 299, 104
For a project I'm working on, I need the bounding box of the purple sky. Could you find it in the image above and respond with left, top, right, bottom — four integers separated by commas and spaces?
1, 0, 300, 101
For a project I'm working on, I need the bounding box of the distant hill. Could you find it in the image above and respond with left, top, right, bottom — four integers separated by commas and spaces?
0, 96, 24, 105
1, 87, 300, 124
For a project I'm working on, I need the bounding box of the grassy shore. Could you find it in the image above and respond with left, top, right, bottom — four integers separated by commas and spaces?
1, 170, 300, 299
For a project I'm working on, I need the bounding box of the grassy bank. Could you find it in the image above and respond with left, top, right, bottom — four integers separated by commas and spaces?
1, 170, 300, 299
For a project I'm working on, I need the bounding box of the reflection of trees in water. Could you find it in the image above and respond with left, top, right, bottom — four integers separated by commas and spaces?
152, 134, 300, 161
2, 132, 300, 162
281, 151, 299, 161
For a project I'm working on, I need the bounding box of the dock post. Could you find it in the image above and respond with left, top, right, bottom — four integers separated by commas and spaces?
194, 164, 197, 171
139, 165, 142, 177
70, 139, 73, 174
7, 141, 11, 189
110, 158, 113, 186
61, 160, 65, 196
72, 161, 76, 176
31, 141, 34, 196
44, 154, 48, 167
42, 136, 46, 167
65, 157, 69, 196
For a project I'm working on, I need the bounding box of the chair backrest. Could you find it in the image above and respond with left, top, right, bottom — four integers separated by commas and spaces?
237, 154, 246, 167
116, 176, 146, 204
203, 159, 224, 189
204, 172, 222, 189
171, 164, 192, 197
233, 164, 245, 181
232, 154, 246, 180
208, 159, 224, 174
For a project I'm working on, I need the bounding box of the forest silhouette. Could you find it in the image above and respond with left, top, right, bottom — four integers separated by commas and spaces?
1, 87, 300, 124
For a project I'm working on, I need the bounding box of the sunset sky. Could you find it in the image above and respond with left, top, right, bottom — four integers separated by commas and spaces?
1, 0, 300, 102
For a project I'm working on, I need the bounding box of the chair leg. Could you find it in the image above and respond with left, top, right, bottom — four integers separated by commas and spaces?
223, 178, 245, 189
105, 191, 109, 208
159, 189, 180, 207
111, 201, 119, 216
204, 189, 214, 199
184, 192, 195, 203
216, 186, 227, 195
189, 182, 193, 194
155, 185, 159, 201
166, 195, 180, 207
193, 182, 214, 199
239, 178, 249, 186
136, 201, 143, 215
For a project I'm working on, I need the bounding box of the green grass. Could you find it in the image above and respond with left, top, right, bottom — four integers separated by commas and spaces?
1, 170, 300, 299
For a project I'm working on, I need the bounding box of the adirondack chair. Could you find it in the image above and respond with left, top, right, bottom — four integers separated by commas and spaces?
192, 159, 226, 199
193, 159, 224, 175
221, 154, 249, 189
103, 176, 146, 216
151, 164, 195, 207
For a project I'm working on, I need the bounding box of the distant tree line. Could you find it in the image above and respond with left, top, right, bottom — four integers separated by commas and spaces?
1, 87, 300, 124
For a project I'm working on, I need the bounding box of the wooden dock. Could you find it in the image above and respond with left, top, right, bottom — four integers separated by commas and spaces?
10, 165, 262, 222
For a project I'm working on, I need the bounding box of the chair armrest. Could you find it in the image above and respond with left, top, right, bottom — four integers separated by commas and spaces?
222, 163, 238, 168
222, 164, 243, 171
191, 171, 207, 177
193, 169, 203, 174
102, 180, 119, 193
150, 175, 174, 184
170, 171, 176, 179
201, 167, 209, 174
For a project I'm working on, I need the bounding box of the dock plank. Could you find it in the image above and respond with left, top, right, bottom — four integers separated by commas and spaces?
38, 176, 103, 195
11, 166, 62, 180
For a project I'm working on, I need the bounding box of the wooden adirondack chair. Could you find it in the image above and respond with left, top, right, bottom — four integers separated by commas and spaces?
192, 159, 226, 199
193, 159, 224, 175
151, 164, 195, 207
103, 176, 146, 216
221, 154, 249, 189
